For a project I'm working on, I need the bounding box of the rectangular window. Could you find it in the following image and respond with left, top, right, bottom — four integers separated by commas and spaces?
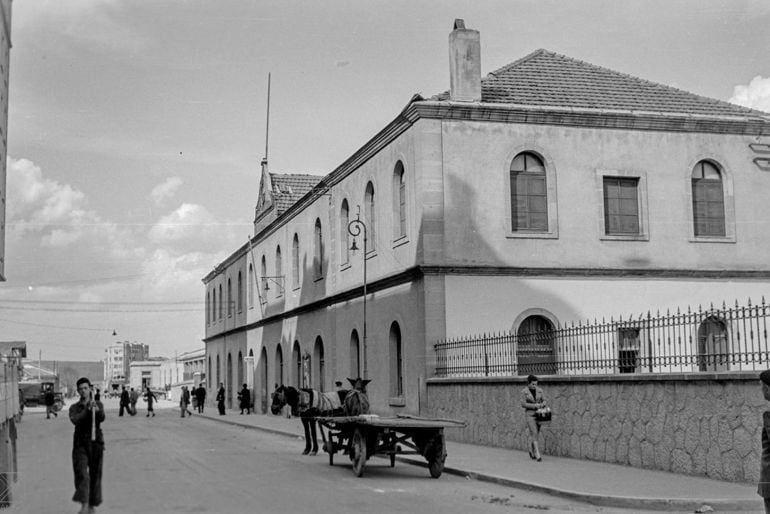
692, 181, 725, 237
618, 328, 640, 373
510, 172, 548, 231
603, 177, 640, 235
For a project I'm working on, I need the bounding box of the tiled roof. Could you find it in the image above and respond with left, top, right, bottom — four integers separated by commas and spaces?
431, 49, 767, 118
269, 173, 323, 215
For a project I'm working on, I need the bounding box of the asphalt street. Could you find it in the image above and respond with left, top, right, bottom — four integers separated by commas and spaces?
6, 401, 701, 514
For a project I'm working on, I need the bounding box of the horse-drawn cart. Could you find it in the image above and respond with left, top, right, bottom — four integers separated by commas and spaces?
316, 414, 465, 478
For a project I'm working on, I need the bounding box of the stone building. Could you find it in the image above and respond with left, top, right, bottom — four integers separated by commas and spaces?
203, 20, 770, 417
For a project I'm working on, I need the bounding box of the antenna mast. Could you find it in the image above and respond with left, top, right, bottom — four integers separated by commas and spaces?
264, 73, 271, 163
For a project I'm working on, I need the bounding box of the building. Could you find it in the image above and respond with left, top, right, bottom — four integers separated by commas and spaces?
128, 359, 162, 394
203, 20, 770, 416
159, 348, 205, 401
104, 341, 149, 395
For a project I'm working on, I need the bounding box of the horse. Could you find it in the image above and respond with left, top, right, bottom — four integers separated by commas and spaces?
270, 385, 348, 455
343, 377, 371, 416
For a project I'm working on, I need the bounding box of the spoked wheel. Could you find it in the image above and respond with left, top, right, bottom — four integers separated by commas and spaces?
351, 428, 367, 477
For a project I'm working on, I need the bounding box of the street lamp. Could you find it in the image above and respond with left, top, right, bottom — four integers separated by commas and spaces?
347, 206, 368, 380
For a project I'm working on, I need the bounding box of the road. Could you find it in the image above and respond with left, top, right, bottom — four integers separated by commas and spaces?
7, 402, 694, 514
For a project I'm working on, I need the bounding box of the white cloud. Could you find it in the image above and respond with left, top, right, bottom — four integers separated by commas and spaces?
729, 76, 770, 113
148, 203, 242, 255
150, 176, 183, 206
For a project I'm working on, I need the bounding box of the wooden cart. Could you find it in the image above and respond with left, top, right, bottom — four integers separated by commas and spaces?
315, 414, 465, 478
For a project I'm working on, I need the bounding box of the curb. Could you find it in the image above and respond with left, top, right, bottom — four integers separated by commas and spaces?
198, 414, 763, 512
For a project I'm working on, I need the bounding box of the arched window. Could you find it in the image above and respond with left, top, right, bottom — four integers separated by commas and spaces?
237, 351, 243, 389
275, 345, 284, 386
692, 160, 725, 237
510, 152, 548, 231
314, 219, 324, 279
292, 234, 299, 289
697, 316, 729, 371
227, 278, 233, 317
292, 341, 301, 387
260, 255, 267, 303
237, 271, 243, 313
218, 284, 223, 320
389, 322, 403, 397
248, 264, 254, 308
275, 246, 283, 296
365, 182, 376, 251
516, 315, 556, 375
206, 292, 210, 325
350, 329, 360, 378
258, 347, 267, 413
216, 354, 220, 387
212, 288, 216, 322
341, 199, 350, 265
313, 336, 325, 391
393, 161, 406, 239
227, 353, 233, 408
208, 356, 212, 389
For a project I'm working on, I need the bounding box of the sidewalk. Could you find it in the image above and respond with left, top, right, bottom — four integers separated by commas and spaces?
192, 407, 761, 512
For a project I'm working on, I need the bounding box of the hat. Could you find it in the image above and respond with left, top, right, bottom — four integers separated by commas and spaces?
335, 381, 343, 387
761, 370, 770, 386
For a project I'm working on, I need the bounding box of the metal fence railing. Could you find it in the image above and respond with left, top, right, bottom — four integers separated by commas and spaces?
433, 297, 770, 377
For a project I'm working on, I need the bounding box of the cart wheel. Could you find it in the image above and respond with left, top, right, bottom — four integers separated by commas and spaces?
427, 434, 446, 478
351, 428, 367, 477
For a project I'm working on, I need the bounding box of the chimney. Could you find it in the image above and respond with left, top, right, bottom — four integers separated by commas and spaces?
448, 19, 481, 102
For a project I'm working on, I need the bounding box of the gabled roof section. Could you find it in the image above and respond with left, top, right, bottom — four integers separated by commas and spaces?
431, 49, 768, 119
269, 173, 323, 216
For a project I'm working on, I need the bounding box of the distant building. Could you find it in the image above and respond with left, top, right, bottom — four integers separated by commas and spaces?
159, 348, 205, 401
104, 341, 149, 394
128, 360, 162, 393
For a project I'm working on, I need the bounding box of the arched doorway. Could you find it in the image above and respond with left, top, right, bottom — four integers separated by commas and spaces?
237, 351, 244, 390
697, 316, 729, 371
350, 330, 360, 378
313, 336, 325, 390
275, 345, 284, 387
226, 353, 233, 409
389, 322, 403, 397
292, 341, 301, 387
259, 347, 268, 413
516, 315, 556, 375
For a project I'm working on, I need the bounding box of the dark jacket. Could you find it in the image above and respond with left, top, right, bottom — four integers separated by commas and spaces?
238, 387, 250, 409
44, 390, 55, 407
69, 400, 105, 446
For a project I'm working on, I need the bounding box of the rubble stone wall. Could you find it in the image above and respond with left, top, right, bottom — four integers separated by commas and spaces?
423, 373, 763, 483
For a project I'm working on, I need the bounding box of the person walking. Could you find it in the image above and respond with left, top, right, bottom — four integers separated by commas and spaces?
118, 386, 129, 417
758, 370, 770, 513
44, 386, 57, 419
128, 388, 139, 416
180, 386, 192, 418
216, 383, 226, 415
196, 385, 206, 413
144, 387, 157, 417
190, 385, 198, 413
69, 377, 105, 514
521, 374, 547, 462
238, 384, 250, 415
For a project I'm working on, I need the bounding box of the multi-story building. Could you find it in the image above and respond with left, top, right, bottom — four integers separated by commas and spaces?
158, 348, 205, 401
203, 20, 770, 415
104, 341, 149, 395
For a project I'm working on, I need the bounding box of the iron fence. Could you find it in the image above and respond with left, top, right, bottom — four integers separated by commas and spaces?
433, 297, 770, 377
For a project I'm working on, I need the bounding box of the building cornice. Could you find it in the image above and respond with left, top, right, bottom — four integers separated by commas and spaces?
408, 101, 770, 136
203, 264, 770, 342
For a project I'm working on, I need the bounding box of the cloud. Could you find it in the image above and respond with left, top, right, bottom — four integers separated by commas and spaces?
729, 76, 770, 113
148, 203, 242, 255
150, 176, 183, 206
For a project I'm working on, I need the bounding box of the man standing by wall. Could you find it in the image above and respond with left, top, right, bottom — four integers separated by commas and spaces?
69, 377, 105, 514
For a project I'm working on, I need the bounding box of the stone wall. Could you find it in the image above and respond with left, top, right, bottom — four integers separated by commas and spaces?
423, 373, 764, 483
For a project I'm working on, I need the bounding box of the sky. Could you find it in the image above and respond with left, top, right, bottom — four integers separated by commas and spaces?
1, 0, 769, 363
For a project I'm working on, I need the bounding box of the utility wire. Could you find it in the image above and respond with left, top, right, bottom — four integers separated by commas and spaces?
0, 299, 200, 305
0, 306, 202, 313
0, 317, 113, 332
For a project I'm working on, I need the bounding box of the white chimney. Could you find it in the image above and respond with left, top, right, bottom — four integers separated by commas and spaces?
448, 19, 481, 102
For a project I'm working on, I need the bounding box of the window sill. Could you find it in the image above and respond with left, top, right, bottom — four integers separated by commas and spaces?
365, 250, 377, 260
506, 231, 558, 240
314, 276, 324, 283
388, 397, 406, 407
688, 236, 736, 244
340, 262, 352, 272
600, 234, 649, 242
392, 236, 409, 249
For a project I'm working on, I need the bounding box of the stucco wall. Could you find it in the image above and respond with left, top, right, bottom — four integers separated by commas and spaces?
424, 374, 765, 483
